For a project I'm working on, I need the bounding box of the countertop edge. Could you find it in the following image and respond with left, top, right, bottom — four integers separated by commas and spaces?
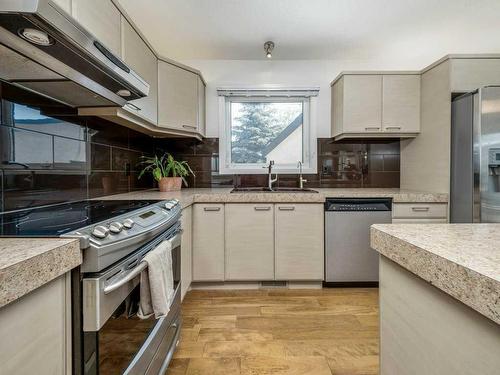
0, 239, 81, 308
370, 226, 500, 325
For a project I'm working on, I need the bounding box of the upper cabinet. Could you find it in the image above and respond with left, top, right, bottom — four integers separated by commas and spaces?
120, 17, 158, 124
331, 73, 420, 140
71, 1, 206, 139
197, 75, 206, 136
158, 61, 205, 136
72, 0, 122, 56
382, 75, 420, 133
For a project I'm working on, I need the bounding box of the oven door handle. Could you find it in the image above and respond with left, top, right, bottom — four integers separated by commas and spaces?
103, 261, 148, 294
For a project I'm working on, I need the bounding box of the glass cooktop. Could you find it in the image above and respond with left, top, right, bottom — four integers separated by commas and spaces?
0, 200, 161, 236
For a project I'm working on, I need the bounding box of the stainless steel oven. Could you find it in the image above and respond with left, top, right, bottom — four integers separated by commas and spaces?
81, 224, 182, 375
0, 198, 183, 375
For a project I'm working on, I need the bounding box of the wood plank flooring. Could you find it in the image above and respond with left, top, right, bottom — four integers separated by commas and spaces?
165, 288, 379, 375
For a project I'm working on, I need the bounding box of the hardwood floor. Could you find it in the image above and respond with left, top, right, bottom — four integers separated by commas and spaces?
166, 288, 379, 375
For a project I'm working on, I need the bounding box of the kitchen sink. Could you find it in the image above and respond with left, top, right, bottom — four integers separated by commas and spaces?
230, 187, 319, 193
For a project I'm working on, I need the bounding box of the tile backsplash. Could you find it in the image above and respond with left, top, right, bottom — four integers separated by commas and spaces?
157, 138, 400, 189
0, 83, 155, 212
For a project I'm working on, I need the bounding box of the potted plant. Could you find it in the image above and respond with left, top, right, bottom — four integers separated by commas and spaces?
138, 153, 195, 192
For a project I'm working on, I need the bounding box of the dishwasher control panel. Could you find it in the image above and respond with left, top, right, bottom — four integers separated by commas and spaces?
325, 198, 392, 212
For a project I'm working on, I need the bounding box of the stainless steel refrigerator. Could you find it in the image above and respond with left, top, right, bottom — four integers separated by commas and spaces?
451, 86, 500, 223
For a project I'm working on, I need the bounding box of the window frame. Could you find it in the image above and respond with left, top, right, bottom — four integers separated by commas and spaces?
218, 95, 317, 175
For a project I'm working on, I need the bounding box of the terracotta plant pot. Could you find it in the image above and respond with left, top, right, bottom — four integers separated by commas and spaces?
158, 177, 182, 192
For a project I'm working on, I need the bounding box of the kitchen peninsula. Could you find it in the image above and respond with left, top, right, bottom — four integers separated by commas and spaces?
371, 224, 500, 375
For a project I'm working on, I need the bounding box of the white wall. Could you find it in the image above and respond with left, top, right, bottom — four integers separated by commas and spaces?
182, 59, 426, 138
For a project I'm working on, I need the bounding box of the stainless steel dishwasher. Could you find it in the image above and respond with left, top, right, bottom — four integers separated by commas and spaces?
325, 198, 392, 285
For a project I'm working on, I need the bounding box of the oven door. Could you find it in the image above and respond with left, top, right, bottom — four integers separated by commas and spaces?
81, 229, 182, 375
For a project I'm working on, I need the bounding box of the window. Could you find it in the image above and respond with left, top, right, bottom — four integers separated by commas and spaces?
219, 89, 318, 174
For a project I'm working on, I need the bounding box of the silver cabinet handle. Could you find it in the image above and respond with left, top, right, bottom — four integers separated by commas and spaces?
204, 207, 221, 211
365, 127, 380, 131
412, 207, 430, 212
278, 206, 295, 211
254, 206, 271, 211
182, 125, 197, 130
125, 102, 141, 111
385, 126, 402, 130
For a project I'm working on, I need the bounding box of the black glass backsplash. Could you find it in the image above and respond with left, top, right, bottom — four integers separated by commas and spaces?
156, 138, 400, 189
0, 83, 155, 212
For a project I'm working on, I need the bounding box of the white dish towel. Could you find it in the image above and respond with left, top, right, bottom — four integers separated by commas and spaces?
137, 240, 174, 319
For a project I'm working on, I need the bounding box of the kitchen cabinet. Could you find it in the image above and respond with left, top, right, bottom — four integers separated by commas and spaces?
382, 75, 420, 133
337, 75, 383, 134
72, 0, 122, 57
225, 204, 274, 280
197, 75, 206, 136
331, 73, 420, 139
121, 17, 158, 124
53, 0, 71, 14
275, 204, 324, 280
392, 203, 448, 223
192, 204, 225, 281
0, 274, 71, 374
158, 61, 199, 132
180, 206, 192, 300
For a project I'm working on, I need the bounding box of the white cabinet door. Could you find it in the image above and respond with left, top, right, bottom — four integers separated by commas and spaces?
121, 18, 158, 124
181, 206, 192, 300
275, 204, 324, 280
343, 75, 383, 133
52, 0, 71, 14
197, 76, 206, 136
72, 0, 121, 57
382, 75, 420, 133
0, 274, 71, 375
192, 204, 225, 281
158, 61, 198, 131
225, 204, 275, 281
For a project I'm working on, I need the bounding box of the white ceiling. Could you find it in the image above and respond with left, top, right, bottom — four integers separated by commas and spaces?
117, 0, 500, 61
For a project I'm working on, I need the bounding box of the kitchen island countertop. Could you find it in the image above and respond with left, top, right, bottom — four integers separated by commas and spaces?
371, 223, 500, 324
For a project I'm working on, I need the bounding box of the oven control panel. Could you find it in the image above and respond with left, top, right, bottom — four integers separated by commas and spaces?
72, 199, 181, 242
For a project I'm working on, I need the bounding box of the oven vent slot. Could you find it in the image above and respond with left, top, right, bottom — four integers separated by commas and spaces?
260, 281, 287, 288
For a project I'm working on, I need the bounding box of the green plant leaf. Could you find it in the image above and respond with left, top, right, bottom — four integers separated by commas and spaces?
153, 167, 162, 181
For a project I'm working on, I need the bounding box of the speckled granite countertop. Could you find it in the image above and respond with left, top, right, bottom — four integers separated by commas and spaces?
371, 224, 500, 324
100, 187, 448, 207
0, 238, 81, 308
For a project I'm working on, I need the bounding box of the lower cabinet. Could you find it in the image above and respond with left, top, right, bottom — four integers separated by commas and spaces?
275, 204, 324, 280
0, 273, 72, 375
192, 204, 225, 281
180, 206, 192, 300
190, 202, 325, 283
225, 204, 275, 280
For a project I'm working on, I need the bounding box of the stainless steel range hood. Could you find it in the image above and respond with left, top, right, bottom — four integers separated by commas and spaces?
0, 0, 149, 108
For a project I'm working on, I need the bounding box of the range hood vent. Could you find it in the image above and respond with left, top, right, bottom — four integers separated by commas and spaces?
0, 0, 149, 108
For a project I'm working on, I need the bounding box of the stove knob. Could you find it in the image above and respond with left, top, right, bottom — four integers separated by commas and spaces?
123, 218, 134, 229
109, 222, 124, 234
92, 225, 109, 239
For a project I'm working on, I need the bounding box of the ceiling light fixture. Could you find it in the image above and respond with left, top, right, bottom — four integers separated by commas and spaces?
264, 41, 274, 59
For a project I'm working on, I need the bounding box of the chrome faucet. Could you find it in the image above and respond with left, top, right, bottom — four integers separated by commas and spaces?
264, 160, 278, 191
297, 161, 307, 189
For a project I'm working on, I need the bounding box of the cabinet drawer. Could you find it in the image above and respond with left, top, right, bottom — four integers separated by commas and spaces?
392, 203, 448, 219
392, 218, 448, 224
